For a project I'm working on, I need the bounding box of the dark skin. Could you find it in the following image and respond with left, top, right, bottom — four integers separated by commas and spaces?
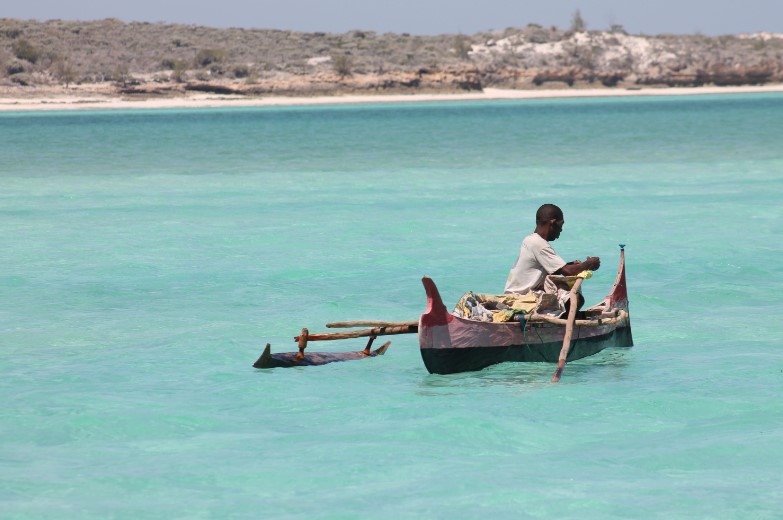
535, 217, 601, 276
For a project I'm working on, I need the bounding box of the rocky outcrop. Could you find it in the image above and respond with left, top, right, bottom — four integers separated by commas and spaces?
468, 31, 783, 89
184, 83, 241, 95
635, 67, 774, 87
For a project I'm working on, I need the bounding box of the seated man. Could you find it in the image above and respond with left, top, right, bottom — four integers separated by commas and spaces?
505, 203, 600, 313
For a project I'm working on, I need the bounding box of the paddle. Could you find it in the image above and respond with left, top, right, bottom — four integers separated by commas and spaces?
551, 276, 584, 383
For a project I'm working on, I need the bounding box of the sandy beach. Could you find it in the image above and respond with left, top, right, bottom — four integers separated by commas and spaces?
2, 84, 783, 112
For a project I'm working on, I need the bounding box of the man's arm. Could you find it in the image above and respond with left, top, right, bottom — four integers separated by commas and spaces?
556, 256, 600, 276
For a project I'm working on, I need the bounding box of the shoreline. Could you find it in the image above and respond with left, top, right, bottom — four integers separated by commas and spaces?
2, 84, 783, 112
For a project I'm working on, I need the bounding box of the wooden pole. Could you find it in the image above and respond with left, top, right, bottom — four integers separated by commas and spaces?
362, 335, 376, 355
529, 310, 626, 327
551, 277, 584, 383
295, 328, 308, 361
295, 324, 417, 342
326, 320, 418, 328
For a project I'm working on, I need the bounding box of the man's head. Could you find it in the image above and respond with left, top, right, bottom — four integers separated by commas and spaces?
535, 203, 564, 241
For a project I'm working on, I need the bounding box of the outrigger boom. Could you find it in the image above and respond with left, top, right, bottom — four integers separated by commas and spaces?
252, 321, 417, 369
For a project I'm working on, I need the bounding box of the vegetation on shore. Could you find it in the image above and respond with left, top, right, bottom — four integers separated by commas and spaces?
1, 16, 782, 96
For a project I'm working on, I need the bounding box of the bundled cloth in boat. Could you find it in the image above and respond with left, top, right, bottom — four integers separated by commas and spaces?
452, 272, 593, 322
452, 292, 537, 322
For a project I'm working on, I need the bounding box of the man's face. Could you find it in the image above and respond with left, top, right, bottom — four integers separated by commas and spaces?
548, 218, 564, 241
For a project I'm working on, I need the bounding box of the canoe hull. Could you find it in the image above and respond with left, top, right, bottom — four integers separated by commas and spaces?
420, 322, 632, 375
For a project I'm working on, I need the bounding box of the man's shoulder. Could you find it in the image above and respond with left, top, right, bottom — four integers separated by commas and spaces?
523, 233, 548, 248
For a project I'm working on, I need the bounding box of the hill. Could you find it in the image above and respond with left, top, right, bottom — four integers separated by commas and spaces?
2, 18, 783, 96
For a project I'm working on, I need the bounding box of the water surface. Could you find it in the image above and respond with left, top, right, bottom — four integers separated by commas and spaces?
1, 94, 782, 519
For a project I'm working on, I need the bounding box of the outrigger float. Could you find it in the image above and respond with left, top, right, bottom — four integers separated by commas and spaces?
253, 321, 415, 369
254, 247, 633, 380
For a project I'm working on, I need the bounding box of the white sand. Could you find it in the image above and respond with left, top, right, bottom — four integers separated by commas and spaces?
2, 84, 783, 112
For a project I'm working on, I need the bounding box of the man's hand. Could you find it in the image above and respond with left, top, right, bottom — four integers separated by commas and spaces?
584, 256, 601, 271
558, 256, 600, 276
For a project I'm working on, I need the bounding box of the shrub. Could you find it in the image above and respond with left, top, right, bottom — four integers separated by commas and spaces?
7, 60, 26, 75
332, 53, 352, 76
209, 65, 225, 76
1, 27, 22, 39
161, 58, 190, 81
570, 10, 586, 33
53, 59, 77, 87
231, 64, 252, 78
609, 24, 627, 34
194, 48, 226, 67
12, 38, 40, 64
111, 63, 133, 85
172, 60, 189, 82
244, 70, 259, 84
10, 72, 34, 86
453, 35, 472, 60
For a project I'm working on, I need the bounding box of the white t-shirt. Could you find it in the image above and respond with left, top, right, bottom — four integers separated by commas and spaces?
504, 233, 566, 294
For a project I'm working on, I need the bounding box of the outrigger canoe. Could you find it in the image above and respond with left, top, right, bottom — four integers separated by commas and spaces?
254, 247, 632, 379
418, 247, 633, 375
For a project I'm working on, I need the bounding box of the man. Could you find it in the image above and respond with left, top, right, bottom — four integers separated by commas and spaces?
505, 204, 600, 296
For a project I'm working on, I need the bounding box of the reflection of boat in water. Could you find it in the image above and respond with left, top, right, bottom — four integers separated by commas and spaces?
418, 248, 633, 375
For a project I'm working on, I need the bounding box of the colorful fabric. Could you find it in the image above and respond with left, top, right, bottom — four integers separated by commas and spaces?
452, 291, 538, 323
453, 272, 593, 323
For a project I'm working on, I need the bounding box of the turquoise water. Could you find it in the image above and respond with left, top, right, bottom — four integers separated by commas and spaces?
1, 94, 782, 519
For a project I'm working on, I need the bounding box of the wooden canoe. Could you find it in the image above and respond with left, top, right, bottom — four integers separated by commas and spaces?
418, 247, 633, 375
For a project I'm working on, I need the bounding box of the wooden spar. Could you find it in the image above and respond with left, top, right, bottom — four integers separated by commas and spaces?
551, 277, 584, 383
295, 323, 418, 342
291, 313, 627, 345
326, 320, 418, 329
530, 309, 627, 327
303, 312, 627, 344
